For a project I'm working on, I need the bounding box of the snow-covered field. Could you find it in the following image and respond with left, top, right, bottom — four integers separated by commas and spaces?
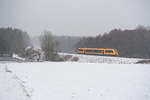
0, 62, 150, 100
0, 65, 30, 100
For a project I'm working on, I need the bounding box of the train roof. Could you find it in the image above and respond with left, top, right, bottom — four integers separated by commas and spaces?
78, 48, 118, 50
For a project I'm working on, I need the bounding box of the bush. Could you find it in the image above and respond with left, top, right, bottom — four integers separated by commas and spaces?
71, 56, 79, 62
53, 55, 64, 61
63, 55, 72, 61
136, 60, 150, 64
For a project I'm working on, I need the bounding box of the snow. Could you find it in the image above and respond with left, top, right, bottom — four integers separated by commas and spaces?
1, 62, 149, 100
60, 53, 143, 64
0, 65, 30, 100
12, 54, 25, 61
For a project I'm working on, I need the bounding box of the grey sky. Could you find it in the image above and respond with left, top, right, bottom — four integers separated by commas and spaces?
0, 0, 150, 36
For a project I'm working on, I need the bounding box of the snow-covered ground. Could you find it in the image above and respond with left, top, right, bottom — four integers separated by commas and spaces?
1, 62, 150, 100
0, 65, 30, 100
60, 53, 143, 64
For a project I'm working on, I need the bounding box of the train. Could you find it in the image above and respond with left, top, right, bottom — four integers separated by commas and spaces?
77, 48, 119, 56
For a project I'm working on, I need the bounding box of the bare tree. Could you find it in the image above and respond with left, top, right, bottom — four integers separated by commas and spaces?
40, 31, 58, 61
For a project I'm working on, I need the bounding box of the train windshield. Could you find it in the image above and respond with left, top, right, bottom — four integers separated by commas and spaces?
115, 49, 118, 53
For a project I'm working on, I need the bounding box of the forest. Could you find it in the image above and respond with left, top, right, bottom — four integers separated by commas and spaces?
76, 27, 150, 58
0, 27, 31, 55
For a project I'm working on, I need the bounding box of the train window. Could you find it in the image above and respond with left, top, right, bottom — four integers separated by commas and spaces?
86, 50, 96, 52
95, 50, 104, 53
85, 50, 88, 52
105, 50, 113, 53
85, 50, 104, 53
78, 49, 84, 51
115, 49, 118, 53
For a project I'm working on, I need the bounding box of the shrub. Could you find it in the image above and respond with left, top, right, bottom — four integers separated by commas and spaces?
136, 60, 150, 64
71, 56, 79, 62
63, 55, 72, 61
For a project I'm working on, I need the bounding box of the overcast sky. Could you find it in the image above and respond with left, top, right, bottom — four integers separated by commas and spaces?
0, 0, 150, 36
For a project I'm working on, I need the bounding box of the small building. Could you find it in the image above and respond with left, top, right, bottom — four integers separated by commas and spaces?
0, 51, 12, 57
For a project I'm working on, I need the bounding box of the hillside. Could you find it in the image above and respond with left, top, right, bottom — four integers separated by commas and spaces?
60, 53, 143, 64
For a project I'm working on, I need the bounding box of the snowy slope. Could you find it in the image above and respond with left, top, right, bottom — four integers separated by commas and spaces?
60, 53, 143, 64
0, 65, 31, 100
4, 62, 150, 100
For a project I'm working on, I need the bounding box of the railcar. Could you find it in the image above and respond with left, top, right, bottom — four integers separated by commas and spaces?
77, 48, 119, 56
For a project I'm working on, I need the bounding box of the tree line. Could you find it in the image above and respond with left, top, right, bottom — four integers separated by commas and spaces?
0, 28, 67, 61
1, 26, 150, 60
75, 27, 150, 58
0, 27, 31, 55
